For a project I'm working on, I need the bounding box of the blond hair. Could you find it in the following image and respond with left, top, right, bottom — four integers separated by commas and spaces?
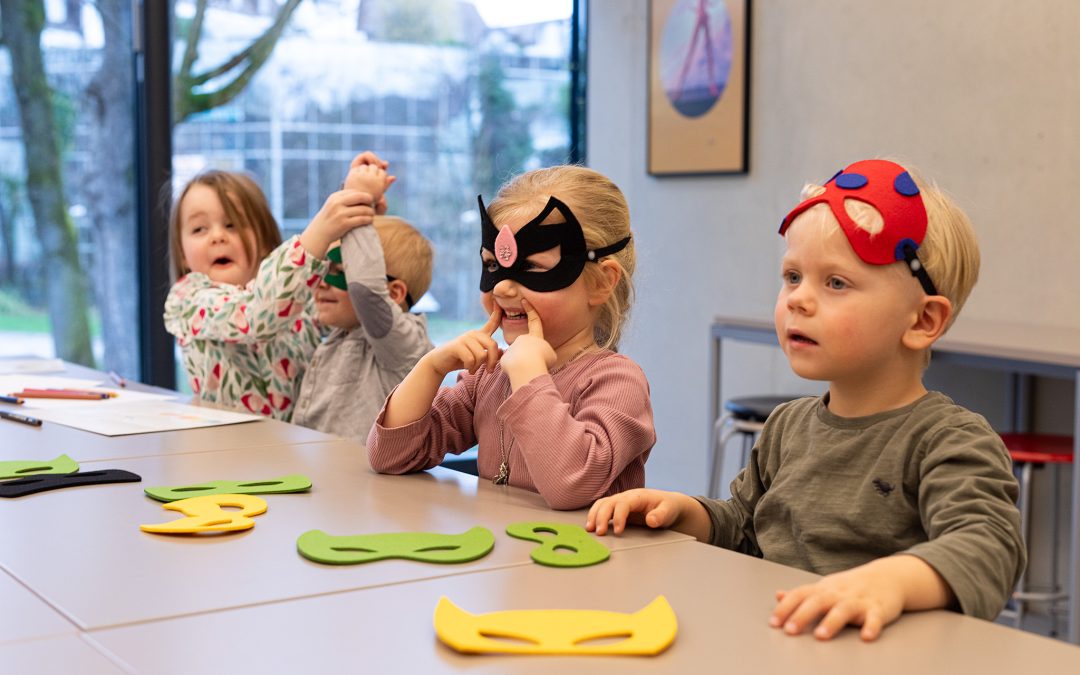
167, 170, 282, 282
797, 164, 980, 329
487, 165, 636, 351
372, 215, 434, 304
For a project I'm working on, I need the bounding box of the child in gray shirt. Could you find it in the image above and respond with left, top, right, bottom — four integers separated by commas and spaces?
292, 157, 433, 440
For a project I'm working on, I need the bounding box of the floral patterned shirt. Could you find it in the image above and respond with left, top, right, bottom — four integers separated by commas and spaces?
163, 236, 327, 421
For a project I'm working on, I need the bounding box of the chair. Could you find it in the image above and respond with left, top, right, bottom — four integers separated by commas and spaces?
708, 395, 799, 499
1000, 432, 1074, 635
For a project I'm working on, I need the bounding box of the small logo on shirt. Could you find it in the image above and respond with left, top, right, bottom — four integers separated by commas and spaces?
872, 479, 895, 497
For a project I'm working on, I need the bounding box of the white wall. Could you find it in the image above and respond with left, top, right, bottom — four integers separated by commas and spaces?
589, 0, 1080, 493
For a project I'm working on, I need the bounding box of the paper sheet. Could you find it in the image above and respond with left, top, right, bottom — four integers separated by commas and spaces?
30, 400, 265, 436
0, 375, 177, 410
0, 359, 66, 374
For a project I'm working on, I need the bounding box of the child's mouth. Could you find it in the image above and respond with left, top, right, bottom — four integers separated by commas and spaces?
790, 332, 817, 345
503, 309, 526, 320
213, 257, 233, 267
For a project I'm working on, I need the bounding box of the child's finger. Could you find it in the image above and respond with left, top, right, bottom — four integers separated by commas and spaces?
339, 189, 376, 207
611, 501, 633, 535
813, 602, 860, 641
351, 151, 386, 169
522, 298, 544, 339
769, 585, 808, 628
643, 501, 674, 529
781, 594, 828, 635
858, 609, 884, 642
587, 500, 614, 535
481, 306, 502, 336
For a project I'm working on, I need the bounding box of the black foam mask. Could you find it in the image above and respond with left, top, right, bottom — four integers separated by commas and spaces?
478, 195, 630, 292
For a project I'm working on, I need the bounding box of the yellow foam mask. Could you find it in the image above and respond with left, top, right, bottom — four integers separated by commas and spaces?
433, 596, 677, 656
140, 493, 267, 534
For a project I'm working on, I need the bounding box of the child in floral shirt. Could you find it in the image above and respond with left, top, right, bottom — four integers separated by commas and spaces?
164, 156, 389, 421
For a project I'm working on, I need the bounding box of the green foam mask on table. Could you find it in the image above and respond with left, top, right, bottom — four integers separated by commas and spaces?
0, 454, 79, 480
505, 521, 610, 568
296, 526, 495, 565
143, 474, 312, 502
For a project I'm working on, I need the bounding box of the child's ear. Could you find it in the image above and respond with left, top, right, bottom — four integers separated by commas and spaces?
588, 260, 622, 307
387, 278, 409, 309
902, 295, 953, 351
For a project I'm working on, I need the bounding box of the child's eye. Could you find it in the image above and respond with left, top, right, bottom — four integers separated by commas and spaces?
482, 259, 499, 273
827, 277, 848, 290
523, 260, 548, 272
783, 270, 801, 285
190, 226, 205, 235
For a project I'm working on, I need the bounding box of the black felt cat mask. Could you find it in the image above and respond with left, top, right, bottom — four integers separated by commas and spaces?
478, 195, 630, 292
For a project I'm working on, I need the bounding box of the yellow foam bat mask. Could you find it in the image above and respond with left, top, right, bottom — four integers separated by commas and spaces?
433, 595, 677, 656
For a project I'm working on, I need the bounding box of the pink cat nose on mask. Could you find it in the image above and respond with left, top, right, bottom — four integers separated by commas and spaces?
495, 225, 518, 267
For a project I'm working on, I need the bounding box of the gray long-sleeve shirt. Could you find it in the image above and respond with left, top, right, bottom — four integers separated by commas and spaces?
698, 391, 1025, 620
293, 226, 433, 440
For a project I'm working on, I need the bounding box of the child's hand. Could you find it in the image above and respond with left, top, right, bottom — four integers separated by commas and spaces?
769, 555, 950, 641
301, 190, 378, 259
587, 489, 692, 536
422, 307, 503, 379
344, 164, 390, 204
499, 299, 557, 390
345, 151, 395, 214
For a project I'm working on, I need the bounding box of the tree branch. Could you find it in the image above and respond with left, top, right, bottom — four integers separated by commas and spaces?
175, 0, 302, 123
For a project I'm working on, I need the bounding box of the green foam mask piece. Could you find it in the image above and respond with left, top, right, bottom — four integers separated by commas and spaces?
323, 245, 347, 290
0, 454, 79, 480
144, 474, 312, 502
506, 521, 610, 568
296, 526, 495, 565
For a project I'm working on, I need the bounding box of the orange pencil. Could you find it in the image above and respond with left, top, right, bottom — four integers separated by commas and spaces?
13, 391, 109, 400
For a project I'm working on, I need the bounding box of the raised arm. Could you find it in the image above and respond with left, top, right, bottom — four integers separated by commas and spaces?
164, 237, 326, 344
339, 227, 431, 372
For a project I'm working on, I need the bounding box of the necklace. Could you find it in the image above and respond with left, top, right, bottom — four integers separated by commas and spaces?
491, 343, 598, 485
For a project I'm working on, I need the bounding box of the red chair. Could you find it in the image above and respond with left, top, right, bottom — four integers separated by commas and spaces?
1000, 432, 1074, 635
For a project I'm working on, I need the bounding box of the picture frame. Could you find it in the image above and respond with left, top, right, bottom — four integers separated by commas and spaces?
648, 0, 751, 176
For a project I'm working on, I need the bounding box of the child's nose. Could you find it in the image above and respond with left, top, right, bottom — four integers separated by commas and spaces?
786, 285, 815, 313
492, 279, 518, 297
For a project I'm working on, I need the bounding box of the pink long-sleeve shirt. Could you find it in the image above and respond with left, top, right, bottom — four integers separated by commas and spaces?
367, 350, 655, 510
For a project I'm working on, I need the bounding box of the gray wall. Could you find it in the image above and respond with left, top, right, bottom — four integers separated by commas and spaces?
589, 0, 1079, 494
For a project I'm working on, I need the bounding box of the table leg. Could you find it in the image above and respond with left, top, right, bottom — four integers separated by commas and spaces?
708, 333, 723, 495
1069, 373, 1080, 644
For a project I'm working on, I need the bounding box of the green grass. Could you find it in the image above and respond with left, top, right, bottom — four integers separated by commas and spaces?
0, 288, 101, 335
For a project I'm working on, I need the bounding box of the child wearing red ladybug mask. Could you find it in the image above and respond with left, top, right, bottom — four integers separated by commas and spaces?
588, 159, 1023, 642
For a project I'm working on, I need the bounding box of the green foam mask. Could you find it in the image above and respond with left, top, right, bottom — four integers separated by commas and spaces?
0, 454, 79, 480
143, 474, 312, 502
296, 526, 495, 565
323, 245, 347, 290
505, 521, 610, 567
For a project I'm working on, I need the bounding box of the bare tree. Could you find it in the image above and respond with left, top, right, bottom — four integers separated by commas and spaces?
0, 0, 94, 364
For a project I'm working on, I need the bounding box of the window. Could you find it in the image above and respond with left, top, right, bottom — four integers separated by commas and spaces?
170, 0, 578, 347
0, 0, 582, 386
0, 1, 140, 377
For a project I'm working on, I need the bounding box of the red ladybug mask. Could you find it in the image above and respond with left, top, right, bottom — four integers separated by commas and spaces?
778, 159, 938, 296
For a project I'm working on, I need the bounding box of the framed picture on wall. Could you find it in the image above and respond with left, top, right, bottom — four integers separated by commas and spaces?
648, 0, 751, 175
